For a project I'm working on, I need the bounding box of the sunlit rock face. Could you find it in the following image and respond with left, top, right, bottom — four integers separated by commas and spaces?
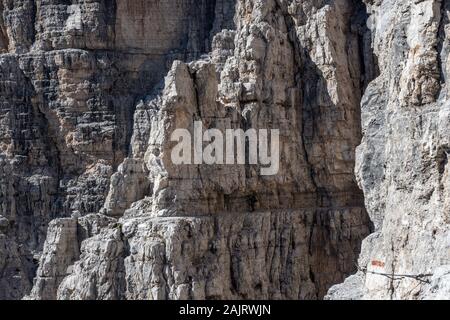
4, 0, 448, 301
327, 0, 450, 300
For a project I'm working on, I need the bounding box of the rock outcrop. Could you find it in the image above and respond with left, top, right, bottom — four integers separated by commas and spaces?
0, 0, 448, 301
0, 0, 239, 299
327, 0, 450, 300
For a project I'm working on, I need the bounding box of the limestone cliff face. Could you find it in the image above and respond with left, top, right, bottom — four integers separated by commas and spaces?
0, 0, 238, 299
0, 0, 447, 301
327, 0, 450, 300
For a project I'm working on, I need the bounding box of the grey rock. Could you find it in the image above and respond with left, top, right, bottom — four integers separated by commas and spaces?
328, 0, 450, 300
58, 209, 369, 300
0, 0, 447, 301
50, 0, 372, 300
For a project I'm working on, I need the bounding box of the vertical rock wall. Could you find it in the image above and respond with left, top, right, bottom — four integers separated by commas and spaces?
27, 0, 371, 300
4, 0, 446, 301
327, 0, 450, 300
0, 0, 237, 299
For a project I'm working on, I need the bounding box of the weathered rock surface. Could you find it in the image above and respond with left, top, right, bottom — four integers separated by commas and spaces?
327, 0, 450, 300
0, 0, 447, 301
0, 0, 238, 299
56, 209, 369, 300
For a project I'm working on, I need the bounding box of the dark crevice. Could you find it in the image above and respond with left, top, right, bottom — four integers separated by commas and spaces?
437, 146, 449, 177
352, 0, 380, 93
437, 0, 450, 99
0, 2, 9, 52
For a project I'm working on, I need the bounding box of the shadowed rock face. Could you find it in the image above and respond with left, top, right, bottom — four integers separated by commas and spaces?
2, 0, 447, 301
